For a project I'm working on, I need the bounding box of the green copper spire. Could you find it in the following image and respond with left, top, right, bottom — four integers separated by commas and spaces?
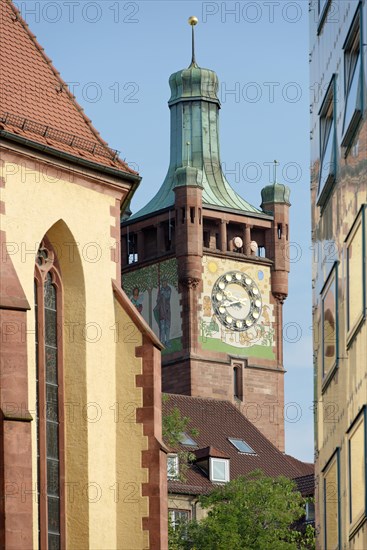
131, 18, 261, 221
260, 161, 291, 211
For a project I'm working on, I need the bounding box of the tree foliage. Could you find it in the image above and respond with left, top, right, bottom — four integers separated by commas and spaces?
169, 470, 315, 550
162, 395, 198, 481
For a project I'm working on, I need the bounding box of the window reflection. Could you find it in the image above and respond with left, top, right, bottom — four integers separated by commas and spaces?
317, 80, 336, 207
347, 220, 363, 333
342, 14, 362, 148
323, 453, 339, 549
323, 276, 336, 377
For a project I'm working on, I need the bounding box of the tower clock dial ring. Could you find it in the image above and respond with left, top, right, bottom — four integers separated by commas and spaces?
211, 271, 262, 331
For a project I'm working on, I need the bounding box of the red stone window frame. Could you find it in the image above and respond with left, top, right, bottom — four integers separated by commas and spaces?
34, 239, 65, 550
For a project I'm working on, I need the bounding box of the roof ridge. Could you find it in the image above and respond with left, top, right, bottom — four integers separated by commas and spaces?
5, 0, 112, 151
283, 454, 314, 476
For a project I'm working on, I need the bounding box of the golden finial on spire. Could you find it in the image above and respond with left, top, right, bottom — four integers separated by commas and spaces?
188, 16, 198, 67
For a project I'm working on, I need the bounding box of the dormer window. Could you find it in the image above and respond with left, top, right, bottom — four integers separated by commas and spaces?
194, 446, 230, 483
210, 458, 229, 483
228, 438, 256, 454
167, 454, 179, 479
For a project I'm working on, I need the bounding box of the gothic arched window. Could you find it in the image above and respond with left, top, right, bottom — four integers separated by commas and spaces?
34, 240, 65, 550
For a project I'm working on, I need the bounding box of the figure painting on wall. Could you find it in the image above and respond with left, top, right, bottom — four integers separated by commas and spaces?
130, 286, 143, 314
154, 278, 171, 346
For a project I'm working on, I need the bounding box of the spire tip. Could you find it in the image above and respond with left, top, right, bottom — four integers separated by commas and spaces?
188, 16, 198, 67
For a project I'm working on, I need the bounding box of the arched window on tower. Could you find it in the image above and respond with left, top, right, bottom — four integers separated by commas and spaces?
34, 240, 65, 550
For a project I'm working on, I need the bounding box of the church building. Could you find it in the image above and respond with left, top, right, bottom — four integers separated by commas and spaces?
0, 0, 167, 548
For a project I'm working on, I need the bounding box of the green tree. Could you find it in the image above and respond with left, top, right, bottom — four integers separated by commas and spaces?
170, 470, 315, 550
162, 395, 198, 481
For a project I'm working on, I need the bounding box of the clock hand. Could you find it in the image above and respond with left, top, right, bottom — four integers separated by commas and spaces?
224, 290, 247, 306
222, 300, 242, 307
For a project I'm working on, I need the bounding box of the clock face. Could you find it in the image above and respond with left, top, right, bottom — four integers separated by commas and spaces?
211, 271, 262, 332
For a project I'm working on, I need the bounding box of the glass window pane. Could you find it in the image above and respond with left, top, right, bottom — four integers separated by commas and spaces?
228, 438, 255, 454
324, 458, 338, 549
47, 459, 59, 497
323, 276, 337, 376
46, 421, 59, 460
348, 221, 363, 331
212, 459, 226, 481
167, 455, 178, 478
48, 533, 60, 550
350, 418, 365, 523
48, 495, 60, 534
46, 384, 59, 422
45, 347, 58, 384
45, 309, 57, 347
319, 120, 335, 193
179, 433, 197, 446
344, 54, 361, 135
44, 274, 56, 309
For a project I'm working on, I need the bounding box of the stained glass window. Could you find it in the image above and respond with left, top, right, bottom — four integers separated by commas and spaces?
35, 242, 62, 549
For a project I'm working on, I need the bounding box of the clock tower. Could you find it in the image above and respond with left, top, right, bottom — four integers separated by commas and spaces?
121, 20, 291, 451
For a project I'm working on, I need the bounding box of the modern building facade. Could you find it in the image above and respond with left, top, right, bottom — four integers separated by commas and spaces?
310, 0, 367, 547
122, 24, 291, 452
0, 1, 167, 548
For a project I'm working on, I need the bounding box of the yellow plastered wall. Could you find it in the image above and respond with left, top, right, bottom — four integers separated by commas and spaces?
1, 152, 149, 549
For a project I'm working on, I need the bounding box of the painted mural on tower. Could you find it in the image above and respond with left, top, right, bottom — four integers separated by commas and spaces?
199, 256, 275, 359
123, 258, 182, 353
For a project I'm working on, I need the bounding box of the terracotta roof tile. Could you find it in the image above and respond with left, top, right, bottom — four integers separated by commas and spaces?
0, 0, 136, 174
294, 474, 315, 497
164, 394, 314, 497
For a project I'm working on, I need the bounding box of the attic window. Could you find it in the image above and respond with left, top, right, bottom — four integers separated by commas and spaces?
167, 454, 179, 479
179, 433, 197, 447
228, 438, 256, 454
210, 458, 229, 483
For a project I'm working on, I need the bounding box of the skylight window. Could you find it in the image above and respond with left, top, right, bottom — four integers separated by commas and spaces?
228, 438, 256, 454
179, 433, 197, 447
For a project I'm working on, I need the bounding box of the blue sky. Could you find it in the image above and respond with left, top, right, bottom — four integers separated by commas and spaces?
17, 1, 313, 461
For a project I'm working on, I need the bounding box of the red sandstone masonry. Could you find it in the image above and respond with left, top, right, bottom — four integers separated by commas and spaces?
0, 309, 33, 549
113, 284, 167, 549
136, 338, 168, 550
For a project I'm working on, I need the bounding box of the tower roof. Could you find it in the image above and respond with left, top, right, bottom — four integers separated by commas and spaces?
261, 183, 291, 207
0, 0, 136, 174
130, 20, 261, 221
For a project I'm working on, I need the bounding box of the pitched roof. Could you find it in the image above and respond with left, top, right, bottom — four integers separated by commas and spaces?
294, 474, 315, 497
163, 394, 314, 497
0, 0, 136, 174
